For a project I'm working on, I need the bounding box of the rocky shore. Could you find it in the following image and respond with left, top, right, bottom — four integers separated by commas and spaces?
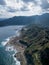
6, 36, 27, 65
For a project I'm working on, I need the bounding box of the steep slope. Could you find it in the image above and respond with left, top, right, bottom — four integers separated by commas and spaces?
19, 24, 49, 65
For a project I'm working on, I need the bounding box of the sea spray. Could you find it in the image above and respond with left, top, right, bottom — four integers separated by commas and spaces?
0, 25, 24, 65
1, 36, 21, 65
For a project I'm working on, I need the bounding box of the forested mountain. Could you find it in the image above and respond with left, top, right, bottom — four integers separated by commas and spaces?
0, 13, 49, 27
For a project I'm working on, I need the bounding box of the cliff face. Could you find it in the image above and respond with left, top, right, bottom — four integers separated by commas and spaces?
20, 24, 49, 65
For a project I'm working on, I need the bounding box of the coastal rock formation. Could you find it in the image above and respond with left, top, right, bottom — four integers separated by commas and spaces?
8, 24, 49, 65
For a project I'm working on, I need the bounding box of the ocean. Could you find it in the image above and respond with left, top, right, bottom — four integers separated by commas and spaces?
0, 25, 23, 65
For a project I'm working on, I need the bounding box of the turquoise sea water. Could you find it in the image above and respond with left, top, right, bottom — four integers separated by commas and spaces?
0, 26, 23, 65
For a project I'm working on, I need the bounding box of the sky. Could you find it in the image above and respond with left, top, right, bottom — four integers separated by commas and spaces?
0, 0, 49, 18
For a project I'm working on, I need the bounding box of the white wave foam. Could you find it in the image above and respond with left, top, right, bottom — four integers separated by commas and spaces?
5, 45, 17, 52
5, 45, 20, 65
13, 54, 21, 65
5, 46, 14, 51
1, 37, 10, 46
5, 44, 20, 65
1, 26, 24, 65
1, 36, 15, 46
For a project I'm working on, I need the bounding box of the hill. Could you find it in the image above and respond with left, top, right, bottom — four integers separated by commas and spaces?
0, 13, 49, 27
0, 16, 35, 26
19, 24, 49, 65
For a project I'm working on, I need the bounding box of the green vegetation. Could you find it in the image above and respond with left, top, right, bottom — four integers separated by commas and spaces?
19, 24, 49, 65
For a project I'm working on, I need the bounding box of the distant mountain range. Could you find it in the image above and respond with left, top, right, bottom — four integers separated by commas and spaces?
0, 18, 6, 21
0, 13, 49, 27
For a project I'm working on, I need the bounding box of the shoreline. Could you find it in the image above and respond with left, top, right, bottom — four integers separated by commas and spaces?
5, 36, 27, 65
0, 25, 27, 65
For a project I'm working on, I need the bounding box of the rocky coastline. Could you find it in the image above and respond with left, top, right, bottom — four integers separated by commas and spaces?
6, 36, 27, 65
5, 24, 49, 65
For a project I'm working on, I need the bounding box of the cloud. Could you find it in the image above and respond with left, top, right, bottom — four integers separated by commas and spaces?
22, 0, 42, 5
22, 0, 38, 4
0, 0, 49, 18
0, 0, 6, 5
22, 0, 33, 3
20, 6, 29, 11
41, 0, 49, 9
6, 6, 17, 12
22, 0, 49, 10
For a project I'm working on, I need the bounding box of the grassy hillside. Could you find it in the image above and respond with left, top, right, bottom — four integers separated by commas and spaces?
19, 24, 49, 65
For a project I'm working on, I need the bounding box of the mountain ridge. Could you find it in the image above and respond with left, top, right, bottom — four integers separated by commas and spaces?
0, 13, 49, 27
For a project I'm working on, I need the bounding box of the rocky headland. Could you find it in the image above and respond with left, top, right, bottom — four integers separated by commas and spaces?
6, 24, 49, 65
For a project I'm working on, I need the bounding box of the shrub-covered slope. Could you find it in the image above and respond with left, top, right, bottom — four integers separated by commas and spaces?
20, 24, 49, 65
